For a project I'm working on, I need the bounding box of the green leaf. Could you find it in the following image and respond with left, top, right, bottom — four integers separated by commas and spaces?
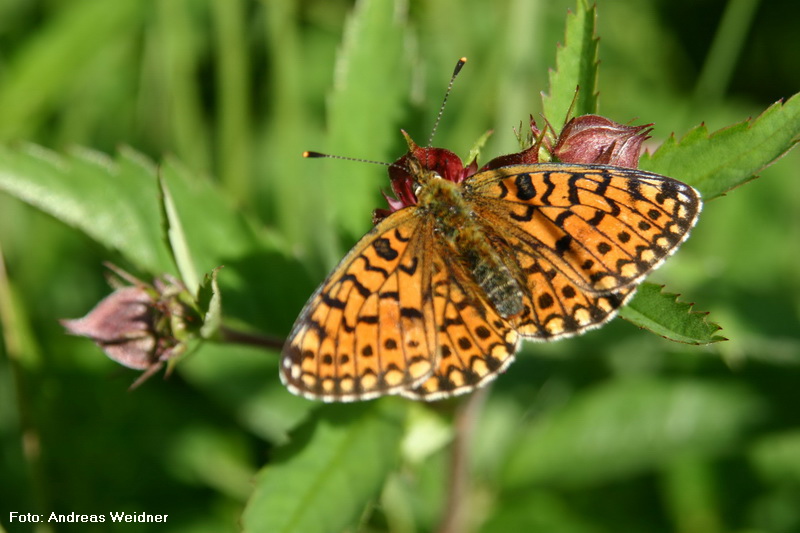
0, 142, 301, 333
154, 155, 311, 334
242, 401, 406, 533
159, 173, 200, 293
541, 0, 599, 128
0, 144, 173, 273
641, 92, 800, 200
197, 267, 223, 340
620, 283, 725, 344
501, 378, 763, 489
325, 0, 411, 239
465, 130, 494, 167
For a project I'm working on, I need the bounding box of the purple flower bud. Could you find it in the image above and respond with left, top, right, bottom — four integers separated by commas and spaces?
62, 273, 192, 385
553, 114, 651, 168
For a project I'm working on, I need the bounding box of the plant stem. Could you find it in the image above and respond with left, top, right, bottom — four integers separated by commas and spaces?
437, 386, 490, 533
219, 325, 284, 351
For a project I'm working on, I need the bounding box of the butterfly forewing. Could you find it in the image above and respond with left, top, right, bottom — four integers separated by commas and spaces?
467, 163, 702, 294
281, 210, 438, 401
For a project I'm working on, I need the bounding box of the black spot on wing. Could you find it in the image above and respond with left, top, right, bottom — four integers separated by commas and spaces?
374, 237, 399, 261
555, 235, 572, 255
514, 173, 536, 200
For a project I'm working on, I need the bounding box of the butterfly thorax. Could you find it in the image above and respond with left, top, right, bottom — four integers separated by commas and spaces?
415, 169, 525, 319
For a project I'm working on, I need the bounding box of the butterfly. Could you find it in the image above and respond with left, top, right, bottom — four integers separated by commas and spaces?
279, 142, 701, 402
280, 63, 701, 402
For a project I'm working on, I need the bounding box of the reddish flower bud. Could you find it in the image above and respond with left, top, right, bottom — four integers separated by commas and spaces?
481, 117, 548, 170
62, 271, 195, 387
553, 114, 651, 168
62, 286, 159, 370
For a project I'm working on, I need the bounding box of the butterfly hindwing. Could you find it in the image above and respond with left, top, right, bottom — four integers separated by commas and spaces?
401, 246, 520, 400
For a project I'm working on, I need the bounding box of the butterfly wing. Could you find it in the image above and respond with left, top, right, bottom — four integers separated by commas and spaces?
281, 209, 442, 402
467, 163, 701, 339
400, 243, 520, 400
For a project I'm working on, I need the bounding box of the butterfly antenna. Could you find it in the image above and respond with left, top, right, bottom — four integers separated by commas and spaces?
302, 151, 392, 168
426, 57, 467, 149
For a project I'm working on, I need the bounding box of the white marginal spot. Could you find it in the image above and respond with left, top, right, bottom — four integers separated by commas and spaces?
574, 308, 591, 325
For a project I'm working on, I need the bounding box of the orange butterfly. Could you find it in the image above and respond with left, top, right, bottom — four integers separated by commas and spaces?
281, 65, 701, 402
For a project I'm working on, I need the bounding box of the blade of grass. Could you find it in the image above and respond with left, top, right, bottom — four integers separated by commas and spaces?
0, 0, 143, 140
693, 0, 761, 103
212, 0, 252, 205
325, 0, 410, 239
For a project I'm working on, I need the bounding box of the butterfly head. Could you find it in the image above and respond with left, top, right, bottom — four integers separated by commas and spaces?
382, 131, 472, 212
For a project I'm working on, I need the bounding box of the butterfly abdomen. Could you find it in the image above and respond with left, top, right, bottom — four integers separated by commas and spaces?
459, 240, 525, 318
417, 176, 525, 319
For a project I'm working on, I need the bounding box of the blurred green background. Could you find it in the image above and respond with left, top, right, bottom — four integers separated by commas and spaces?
0, 0, 799, 532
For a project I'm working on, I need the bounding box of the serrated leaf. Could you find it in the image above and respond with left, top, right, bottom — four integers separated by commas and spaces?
541, 0, 599, 128
242, 401, 406, 533
159, 173, 200, 293
620, 282, 725, 344
502, 378, 763, 488
641, 92, 800, 200
0, 144, 173, 273
0, 142, 301, 333
326, 0, 410, 240
197, 267, 223, 340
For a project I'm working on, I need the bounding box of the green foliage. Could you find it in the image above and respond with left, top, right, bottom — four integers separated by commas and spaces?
541, 0, 599, 127
325, 0, 411, 240
1, 1, 799, 533
502, 378, 763, 488
197, 267, 223, 341
242, 401, 405, 533
160, 173, 200, 293
642, 93, 800, 200
0, 145, 172, 273
619, 283, 725, 345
